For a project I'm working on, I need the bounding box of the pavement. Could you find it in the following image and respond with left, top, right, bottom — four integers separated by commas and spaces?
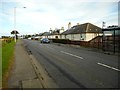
8, 40, 43, 88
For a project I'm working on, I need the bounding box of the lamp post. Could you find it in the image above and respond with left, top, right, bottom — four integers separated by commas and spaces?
13, 7, 26, 42
102, 21, 106, 51
14, 7, 16, 42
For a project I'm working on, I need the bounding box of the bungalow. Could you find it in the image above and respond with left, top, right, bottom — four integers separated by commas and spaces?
49, 29, 60, 39
61, 23, 102, 41
31, 36, 41, 40
40, 32, 50, 39
49, 27, 64, 39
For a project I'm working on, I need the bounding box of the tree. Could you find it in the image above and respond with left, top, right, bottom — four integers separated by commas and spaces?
11, 30, 19, 39
11, 30, 19, 34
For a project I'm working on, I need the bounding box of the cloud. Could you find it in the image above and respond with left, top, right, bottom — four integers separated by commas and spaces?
0, 0, 119, 36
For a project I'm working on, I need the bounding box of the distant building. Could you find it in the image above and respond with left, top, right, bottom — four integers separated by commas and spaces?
48, 27, 64, 39
41, 32, 50, 38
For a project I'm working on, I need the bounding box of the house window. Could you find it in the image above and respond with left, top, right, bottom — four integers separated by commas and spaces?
65, 35, 66, 39
80, 34, 84, 40
55, 36, 58, 38
81, 35, 82, 38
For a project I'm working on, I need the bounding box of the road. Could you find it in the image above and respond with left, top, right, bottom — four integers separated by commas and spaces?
23, 39, 119, 88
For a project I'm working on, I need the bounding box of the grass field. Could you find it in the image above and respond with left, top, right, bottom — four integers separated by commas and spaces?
2, 40, 15, 77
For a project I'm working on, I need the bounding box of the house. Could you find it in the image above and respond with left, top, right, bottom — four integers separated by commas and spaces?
40, 32, 50, 38
61, 23, 102, 41
38, 33, 44, 39
48, 27, 64, 39
31, 36, 41, 40
49, 29, 60, 39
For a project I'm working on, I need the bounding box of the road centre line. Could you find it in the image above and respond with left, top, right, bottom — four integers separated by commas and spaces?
97, 62, 120, 72
60, 51, 84, 60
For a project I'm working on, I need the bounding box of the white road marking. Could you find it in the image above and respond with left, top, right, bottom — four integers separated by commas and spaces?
60, 51, 84, 59
97, 62, 120, 72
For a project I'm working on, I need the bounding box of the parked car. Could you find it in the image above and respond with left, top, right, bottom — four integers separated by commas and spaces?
41, 38, 50, 43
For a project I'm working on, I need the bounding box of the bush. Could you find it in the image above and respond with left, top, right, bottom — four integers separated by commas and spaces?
51, 39, 71, 44
2, 38, 13, 47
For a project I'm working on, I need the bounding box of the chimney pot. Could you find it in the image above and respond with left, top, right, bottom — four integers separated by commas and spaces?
68, 22, 71, 29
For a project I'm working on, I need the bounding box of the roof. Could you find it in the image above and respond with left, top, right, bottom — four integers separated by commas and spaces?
42, 32, 50, 36
50, 29, 60, 35
39, 33, 43, 36
102, 26, 120, 31
61, 28, 74, 35
62, 23, 102, 35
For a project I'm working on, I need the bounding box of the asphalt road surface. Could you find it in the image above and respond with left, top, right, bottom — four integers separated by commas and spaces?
23, 39, 119, 88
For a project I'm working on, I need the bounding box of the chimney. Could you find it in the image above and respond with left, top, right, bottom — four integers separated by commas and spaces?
61, 27, 64, 30
60, 27, 64, 34
77, 23, 80, 25
68, 22, 71, 29
49, 28, 52, 33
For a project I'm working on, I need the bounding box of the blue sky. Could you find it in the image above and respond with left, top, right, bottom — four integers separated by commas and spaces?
0, 0, 119, 37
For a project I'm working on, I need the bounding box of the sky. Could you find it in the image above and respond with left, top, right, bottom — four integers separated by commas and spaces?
0, 0, 119, 37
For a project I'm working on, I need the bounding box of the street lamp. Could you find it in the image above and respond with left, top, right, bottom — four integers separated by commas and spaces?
14, 7, 16, 42
102, 21, 106, 29
13, 7, 26, 42
102, 21, 106, 51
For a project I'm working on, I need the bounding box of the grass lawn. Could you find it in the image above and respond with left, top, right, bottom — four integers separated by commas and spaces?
2, 40, 15, 78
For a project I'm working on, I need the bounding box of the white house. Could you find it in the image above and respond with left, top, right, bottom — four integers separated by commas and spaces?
61, 23, 102, 41
48, 27, 64, 39
40, 32, 50, 39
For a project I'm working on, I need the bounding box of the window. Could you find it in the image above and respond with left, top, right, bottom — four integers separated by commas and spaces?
55, 36, 58, 38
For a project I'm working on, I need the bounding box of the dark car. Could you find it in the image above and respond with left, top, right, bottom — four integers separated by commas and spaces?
41, 38, 50, 43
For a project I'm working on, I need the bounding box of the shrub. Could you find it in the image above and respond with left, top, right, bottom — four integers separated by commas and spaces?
51, 39, 71, 44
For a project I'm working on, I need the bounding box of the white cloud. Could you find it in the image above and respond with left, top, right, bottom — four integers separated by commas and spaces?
0, 0, 119, 36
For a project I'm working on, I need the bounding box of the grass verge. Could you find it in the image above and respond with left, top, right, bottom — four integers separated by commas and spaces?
0, 40, 2, 89
2, 40, 15, 87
